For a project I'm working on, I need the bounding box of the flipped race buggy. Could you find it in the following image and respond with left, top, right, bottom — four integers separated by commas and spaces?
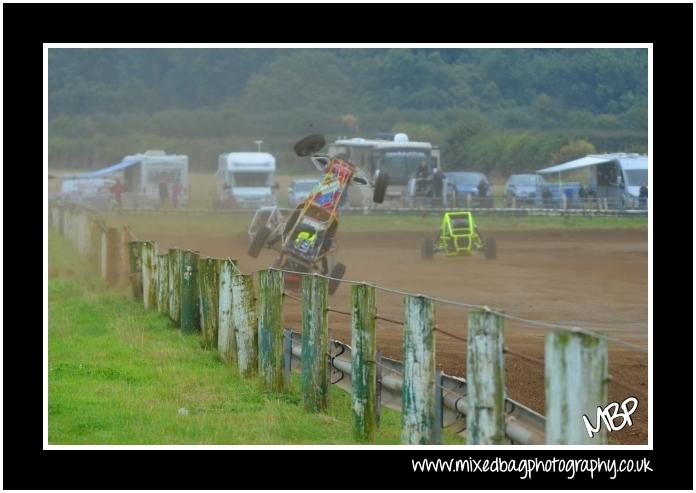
421, 211, 496, 260
247, 134, 389, 294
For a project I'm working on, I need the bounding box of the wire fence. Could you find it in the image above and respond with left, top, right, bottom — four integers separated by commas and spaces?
49, 201, 648, 445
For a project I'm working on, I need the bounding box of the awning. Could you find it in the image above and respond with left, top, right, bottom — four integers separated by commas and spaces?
77, 159, 141, 178
537, 156, 615, 174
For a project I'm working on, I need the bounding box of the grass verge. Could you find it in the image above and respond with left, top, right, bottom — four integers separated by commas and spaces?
48, 231, 462, 444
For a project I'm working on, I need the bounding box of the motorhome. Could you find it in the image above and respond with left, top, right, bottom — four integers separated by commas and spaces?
328, 133, 441, 206
216, 152, 278, 208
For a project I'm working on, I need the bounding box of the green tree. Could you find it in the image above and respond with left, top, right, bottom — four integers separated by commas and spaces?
552, 138, 596, 164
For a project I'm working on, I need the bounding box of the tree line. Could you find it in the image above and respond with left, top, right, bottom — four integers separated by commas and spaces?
48, 48, 647, 173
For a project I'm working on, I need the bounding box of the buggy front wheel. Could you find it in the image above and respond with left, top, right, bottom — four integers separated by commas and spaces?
248, 226, 272, 258
484, 238, 496, 260
373, 172, 389, 204
328, 262, 346, 295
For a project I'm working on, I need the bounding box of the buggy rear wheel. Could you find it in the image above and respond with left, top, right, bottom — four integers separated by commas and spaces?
484, 238, 496, 260
328, 262, 346, 295
248, 226, 271, 258
421, 238, 434, 259
373, 172, 389, 204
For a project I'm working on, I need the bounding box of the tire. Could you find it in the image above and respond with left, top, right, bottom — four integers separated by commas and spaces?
248, 226, 271, 258
373, 172, 389, 204
421, 238, 434, 259
328, 262, 346, 295
294, 134, 326, 157
283, 209, 301, 237
484, 238, 496, 260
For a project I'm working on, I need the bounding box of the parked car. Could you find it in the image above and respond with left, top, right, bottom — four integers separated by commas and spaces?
505, 174, 546, 207
445, 172, 494, 208
287, 178, 320, 208
55, 178, 116, 210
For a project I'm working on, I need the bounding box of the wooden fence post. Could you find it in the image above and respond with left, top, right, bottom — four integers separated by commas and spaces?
467, 308, 506, 445
180, 250, 200, 334
128, 241, 144, 300
100, 228, 108, 279
402, 295, 437, 444
119, 226, 132, 284
105, 227, 121, 286
91, 218, 102, 271
58, 204, 66, 235
64, 206, 72, 243
545, 330, 608, 444
258, 269, 285, 391
301, 274, 329, 412
157, 253, 169, 314
217, 259, 239, 366
198, 257, 222, 349
232, 273, 257, 377
351, 283, 377, 441
168, 248, 182, 324
141, 241, 158, 310
77, 212, 89, 255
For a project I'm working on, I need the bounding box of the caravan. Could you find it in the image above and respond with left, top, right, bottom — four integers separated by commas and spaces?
75, 150, 189, 208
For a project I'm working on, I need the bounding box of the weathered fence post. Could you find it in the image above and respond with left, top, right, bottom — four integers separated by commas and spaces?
141, 241, 158, 310
180, 250, 200, 334
351, 283, 378, 441
77, 212, 88, 255
301, 274, 329, 412
217, 259, 238, 365
121, 227, 131, 285
198, 257, 222, 349
63, 206, 72, 243
128, 241, 144, 300
91, 218, 102, 271
100, 227, 108, 279
467, 308, 506, 445
105, 227, 121, 286
258, 269, 285, 391
545, 330, 608, 444
157, 253, 169, 314
58, 205, 65, 235
232, 273, 257, 377
402, 295, 437, 444
168, 248, 182, 324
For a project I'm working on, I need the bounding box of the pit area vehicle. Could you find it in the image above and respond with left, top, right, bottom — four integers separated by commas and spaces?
287, 178, 321, 208
247, 134, 389, 294
421, 211, 496, 260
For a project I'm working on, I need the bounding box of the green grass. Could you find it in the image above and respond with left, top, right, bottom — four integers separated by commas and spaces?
48, 231, 462, 444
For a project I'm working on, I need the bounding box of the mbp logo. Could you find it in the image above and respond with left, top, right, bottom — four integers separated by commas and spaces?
582, 397, 639, 438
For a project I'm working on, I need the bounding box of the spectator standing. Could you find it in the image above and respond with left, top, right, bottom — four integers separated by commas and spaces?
110, 179, 124, 208
432, 167, 445, 199
171, 181, 181, 208
158, 181, 169, 208
639, 182, 648, 209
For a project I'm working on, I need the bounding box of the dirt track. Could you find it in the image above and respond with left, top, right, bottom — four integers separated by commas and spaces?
144, 227, 649, 444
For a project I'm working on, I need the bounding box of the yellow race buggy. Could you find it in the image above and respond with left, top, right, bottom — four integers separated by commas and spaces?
421, 211, 496, 260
